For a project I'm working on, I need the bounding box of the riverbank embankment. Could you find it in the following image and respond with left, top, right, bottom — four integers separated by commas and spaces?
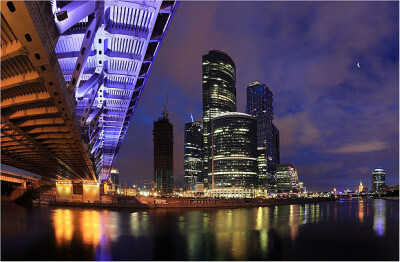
46, 196, 330, 209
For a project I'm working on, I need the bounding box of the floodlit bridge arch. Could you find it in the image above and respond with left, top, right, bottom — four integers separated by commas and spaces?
1, 0, 178, 182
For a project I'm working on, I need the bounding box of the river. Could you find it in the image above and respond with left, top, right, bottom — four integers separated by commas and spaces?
1, 199, 398, 260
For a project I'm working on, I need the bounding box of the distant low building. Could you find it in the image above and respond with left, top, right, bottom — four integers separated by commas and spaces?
275, 164, 299, 193
125, 188, 137, 196
387, 185, 399, 192
299, 181, 305, 193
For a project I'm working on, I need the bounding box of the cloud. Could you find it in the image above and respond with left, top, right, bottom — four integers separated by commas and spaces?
327, 141, 389, 154
300, 161, 344, 179
113, 1, 398, 191
274, 111, 321, 156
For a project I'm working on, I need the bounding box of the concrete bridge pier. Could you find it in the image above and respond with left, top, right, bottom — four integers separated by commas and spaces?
56, 181, 101, 203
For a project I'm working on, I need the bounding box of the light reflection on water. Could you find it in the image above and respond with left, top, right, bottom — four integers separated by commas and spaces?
373, 199, 386, 237
53, 209, 73, 246
2, 199, 398, 260
47, 200, 393, 256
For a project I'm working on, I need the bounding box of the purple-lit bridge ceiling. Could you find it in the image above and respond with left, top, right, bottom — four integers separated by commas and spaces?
1, 0, 178, 181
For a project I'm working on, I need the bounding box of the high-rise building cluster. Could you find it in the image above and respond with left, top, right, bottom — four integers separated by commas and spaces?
183, 50, 304, 195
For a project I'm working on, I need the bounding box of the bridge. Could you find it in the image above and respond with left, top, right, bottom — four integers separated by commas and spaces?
1, 0, 178, 184
1, 169, 40, 201
1, 169, 39, 188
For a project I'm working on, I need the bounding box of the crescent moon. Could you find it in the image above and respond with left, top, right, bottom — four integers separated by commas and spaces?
357, 63, 360, 68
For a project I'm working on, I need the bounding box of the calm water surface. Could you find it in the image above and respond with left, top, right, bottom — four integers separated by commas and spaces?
1, 199, 399, 260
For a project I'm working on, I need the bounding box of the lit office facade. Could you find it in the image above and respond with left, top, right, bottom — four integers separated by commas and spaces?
202, 50, 236, 183
257, 147, 273, 190
153, 116, 174, 194
275, 164, 299, 193
211, 113, 258, 188
371, 168, 386, 193
184, 121, 203, 185
246, 81, 274, 171
110, 169, 120, 185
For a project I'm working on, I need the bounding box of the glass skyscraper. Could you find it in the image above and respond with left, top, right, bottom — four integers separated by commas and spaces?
211, 112, 258, 188
184, 121, 203, 186
153, 115, 174, 194
272, 124, 280, 169
202, 50, 236, 183
257, 147, 269, 189
246, 81, 274, 172
372, 168, 386, 193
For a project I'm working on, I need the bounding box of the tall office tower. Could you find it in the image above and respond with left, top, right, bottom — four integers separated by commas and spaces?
212, 113, 258, 189
275, 164, 300, 193
272, 124, 280, 167
372, 168, 386, 193
246, 81, 274, 171
153, 104, 174, 194
257, 147, 268, 189
202, 50, 236, 184
184, 121, 203, 186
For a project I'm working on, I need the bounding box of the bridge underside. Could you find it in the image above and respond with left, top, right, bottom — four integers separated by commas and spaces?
1, 1, 96, 180
1, 0, 178, 181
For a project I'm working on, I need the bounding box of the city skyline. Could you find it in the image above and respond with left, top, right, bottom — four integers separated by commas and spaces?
114, 1, 398, 191
3, 1, 398, 191
1, 1, 398, 261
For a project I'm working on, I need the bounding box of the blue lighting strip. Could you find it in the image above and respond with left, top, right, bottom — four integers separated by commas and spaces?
54, 0, 179, 181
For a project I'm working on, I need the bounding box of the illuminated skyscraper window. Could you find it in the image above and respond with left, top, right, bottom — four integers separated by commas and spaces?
202, 50, 236, 184
372, 168, 386, 193
211, 112, 257, 189
275, 164, 299, 193
246, 81, 274, 171
184, 121, 203, 186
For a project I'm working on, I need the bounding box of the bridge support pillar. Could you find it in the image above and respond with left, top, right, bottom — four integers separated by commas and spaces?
56, 181, 100, 203
82, 183, 100, 203
56, 182, 73, 202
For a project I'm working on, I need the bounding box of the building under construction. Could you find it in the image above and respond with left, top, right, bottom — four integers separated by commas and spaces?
153, 96, 174, 194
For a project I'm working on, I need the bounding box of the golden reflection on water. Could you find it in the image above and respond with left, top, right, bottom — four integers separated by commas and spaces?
289, 205, 299, 242
259, 228, 268, 254
358, 200, 364, 223
256, 207, 263, 230
52, 207, 118, 259
180, 205, 311, 260
54, 209, 73, 246
81, 210, 101, 246
50, 200, 383, 260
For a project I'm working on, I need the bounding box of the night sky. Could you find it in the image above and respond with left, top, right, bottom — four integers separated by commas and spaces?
115, 1, 399, 192
3, 1, 399, 192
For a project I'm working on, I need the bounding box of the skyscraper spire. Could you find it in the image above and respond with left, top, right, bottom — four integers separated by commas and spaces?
162, 94, 169, 119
